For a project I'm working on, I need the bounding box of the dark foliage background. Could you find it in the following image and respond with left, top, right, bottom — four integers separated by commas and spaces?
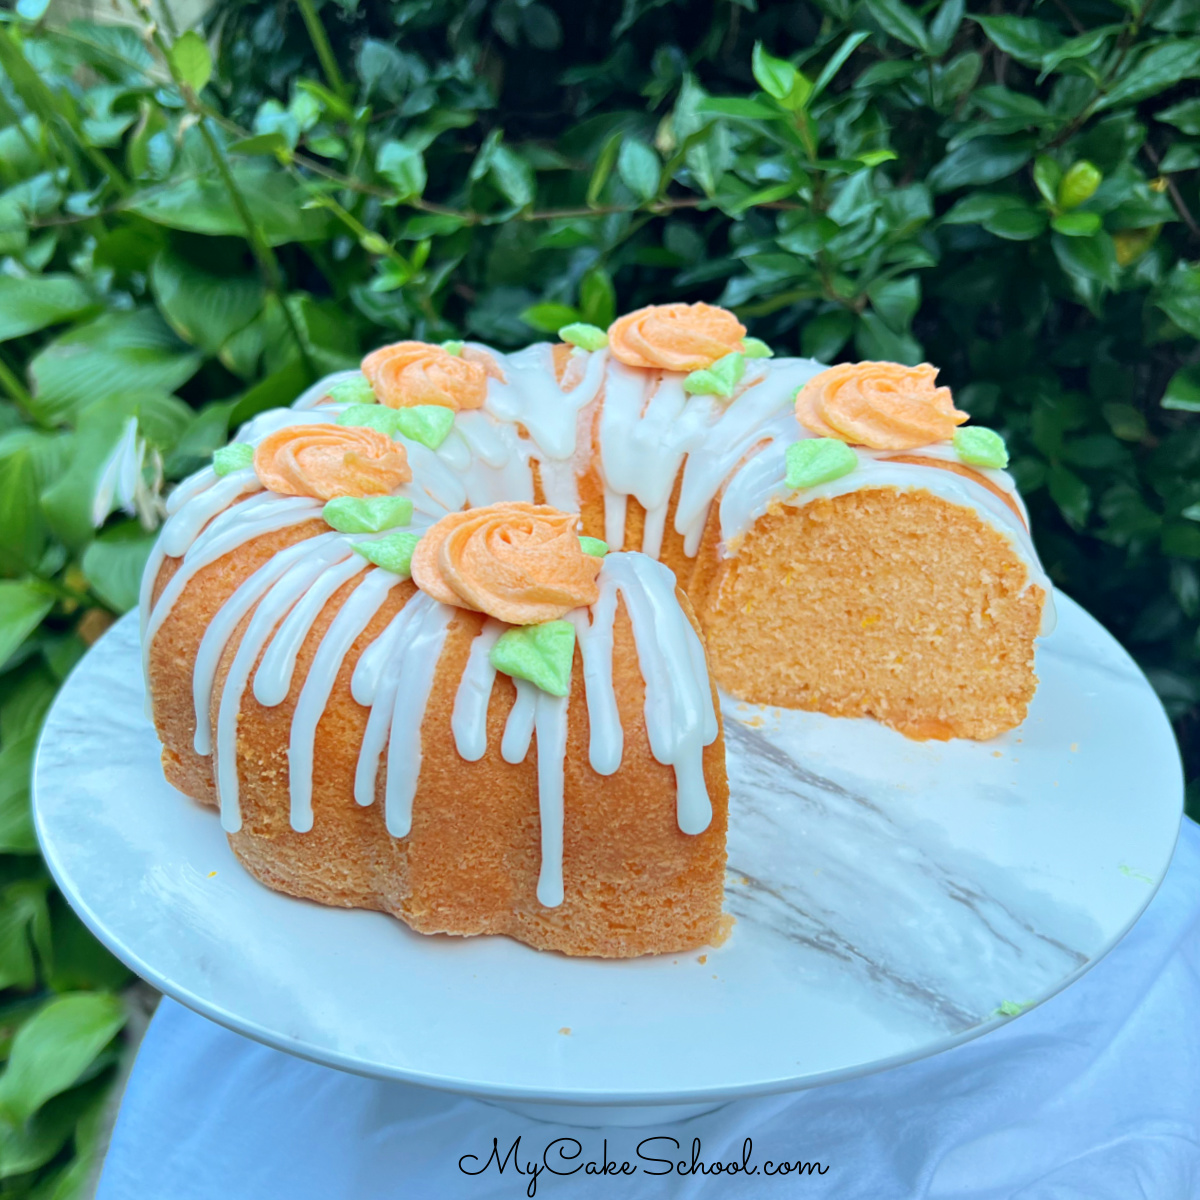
0, 0, 1197, 1189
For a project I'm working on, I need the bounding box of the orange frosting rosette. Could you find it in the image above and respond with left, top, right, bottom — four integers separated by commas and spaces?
253, 424, 411, 501
361, 341, 491, 411
608, 302, 747, 372
411, 502, 601, 625
795, 362, 968, 450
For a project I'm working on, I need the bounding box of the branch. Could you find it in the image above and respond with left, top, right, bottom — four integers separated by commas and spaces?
1143, 143, 1200, 242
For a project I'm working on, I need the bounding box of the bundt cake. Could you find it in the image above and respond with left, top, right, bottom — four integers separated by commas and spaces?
140, 302, 1053, 957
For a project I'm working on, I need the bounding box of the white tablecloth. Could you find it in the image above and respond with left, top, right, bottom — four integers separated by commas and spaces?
97, 819, 1200, 1199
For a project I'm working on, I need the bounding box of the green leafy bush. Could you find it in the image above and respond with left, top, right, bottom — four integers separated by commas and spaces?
1, 0, 1198, 1186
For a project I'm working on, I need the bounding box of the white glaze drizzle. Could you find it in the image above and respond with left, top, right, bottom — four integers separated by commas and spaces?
287, 568, 404, 832
450, 619, 503, 762
142, 493, 321, 685
533, 689, 570, 908
501, 679, 538, 765
192, 532, 345, 754
213, 543, 362, 832
381, 596, 454, 836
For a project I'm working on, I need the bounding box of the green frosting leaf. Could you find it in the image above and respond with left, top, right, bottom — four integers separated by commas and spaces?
785, 438, 858, 490
213, 442, 255, 476
559, 322, 609, 351
741, 337, 774, 359
328, 375, 377, 405
953, 427, 1009, 470
683, 351, 746, 398
578, 536, 608, 557
351, 531, 422, 577
336, 403, 456, 449
490, 620, 576, 697
995, 1000, 1029, 1017
392, 404, 456, 449
323, 496, 414, 534
441, 339, 464, 356
337, 404, 405, 436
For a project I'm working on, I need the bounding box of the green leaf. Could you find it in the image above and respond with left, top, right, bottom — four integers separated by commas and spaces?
1154, 264, 1200, 338
1048, 464, 1091, 530
328, 376, 375, 405
695, 97, 782, 120
0, 275, 97, 343
0, 729, 38, 854
28, 309, 202, 426
0, 581, 52, 668
168, 31, 212, 93
811, 31, 872, 102
752, 43, 804, 105
1033, 156, 1062, 206
741, 337, 773, 359
0, 881, 48, 991
1051, 211, 1102, 237
82, 526, 156, 613
0, 992, 126, 1124
866, 276, 920, 334
987, 208, 1048, 240
1158, 97, 1200, 136
213, 441, 255, 476
351, 531, 421, 576
129, 163, 333, 246
972, 15, 1062, 65
1057, 160, 1102, 209
801, 310, 854, 361
579, 269, 617, 329
1053, 231, 1121, 290
322, 496, 413, 534
578, 536, 608, 557
521, 303, 580, 334
489, 620, 576, 697
927, 137, 1033, 192
856, 310, 922, 365
376, 141, 427, 202
617, 139, 660, 202
786, 438, 857, 489
1163, 366, 1200, 412
928, 0, 965, 56
150, 251, 265, 356
1095, 40, 1200, 112
228, 131, 291, 158
865, 0, 932, 53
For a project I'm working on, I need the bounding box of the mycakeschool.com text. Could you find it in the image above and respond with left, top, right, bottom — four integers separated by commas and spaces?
458, 1135, 829, 1195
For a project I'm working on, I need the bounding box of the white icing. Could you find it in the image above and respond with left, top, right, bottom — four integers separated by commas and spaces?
533, 689, 570, 908
380, 595, 454, 837
598, 553, 717, 835
501, 679, 538, 765
143, 493, 322, 685
287, 569, 404, 832
192, 533, 345, 754
253, 555, 367, 706
213, 542, 357, 832
292, 369, 363, 411
567, 590, 622, 776
450, 619, 503, 762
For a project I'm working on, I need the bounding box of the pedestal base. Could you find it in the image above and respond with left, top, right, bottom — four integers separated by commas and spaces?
481, 1098, 728, 1127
